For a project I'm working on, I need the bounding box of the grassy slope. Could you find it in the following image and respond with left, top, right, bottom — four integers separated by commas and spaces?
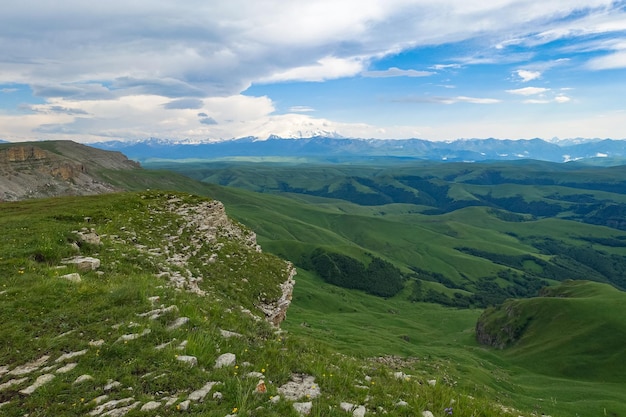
33, 165, 626, 416
0, 191, 539, 417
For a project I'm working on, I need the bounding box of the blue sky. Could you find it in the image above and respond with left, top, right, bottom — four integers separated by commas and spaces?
1, 1, 625, 142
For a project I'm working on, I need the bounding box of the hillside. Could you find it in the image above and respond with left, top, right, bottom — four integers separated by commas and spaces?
149, 159, 626, 307
476, 280, 626, 382
3, 141, 626, 415
0, 191, 533, 417
0, 141, 139, 201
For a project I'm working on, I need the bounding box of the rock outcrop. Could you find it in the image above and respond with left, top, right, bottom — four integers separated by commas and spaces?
0, 141, 139, 201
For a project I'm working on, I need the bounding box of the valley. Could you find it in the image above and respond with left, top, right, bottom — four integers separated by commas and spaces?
1, 141, 626, 416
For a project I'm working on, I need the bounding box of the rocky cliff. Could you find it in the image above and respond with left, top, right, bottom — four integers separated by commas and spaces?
0, 141, 139, 201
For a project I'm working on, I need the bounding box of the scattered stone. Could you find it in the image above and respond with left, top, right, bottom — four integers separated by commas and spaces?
270, 395, 280, 404
396, 400, 408, 407
116, 328, 151, 342
93, 395, 109, 404
137, 305, 178, 320
293, 401, 312, 415
176, 355, 198, 366
214, 353, 236, 369
188, 381, 219, 402
393, 371, 410, 380
167, 316, 189, 330
278, 374, 320, 401
340, 402, 355, 412
427, 379, 437, 387
0, 401, 9, 408
155, 340, 174, 350
61, 256, 101, 272
164, 396, 178, 407
74, 374, 94, 384
422, 411, 435, 417
101, 401, 141, 417
89, 339, 105, 347
56, 362, 78, 373
104, 380, 122, 391
353, 405, 366, 417
0, 365, 8, 376
55, 329, 76, 338
0, 377, 28, 391
178, 400, 190, 411
140, 401, 161, 411
60, 272, 82, 282
76, 230, 102, 246
90, 397, 134, 416
56, 349, 88, 362
220, 329, 243, 339
9, 355, 50, 375
147, 296, 160, 304
177, 340, 188, 350
19, 373, 55, 395
213, 392, 223, 400
246, 371, 264, 378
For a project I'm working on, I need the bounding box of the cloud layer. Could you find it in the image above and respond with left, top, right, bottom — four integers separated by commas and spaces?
1, 0, 625, 141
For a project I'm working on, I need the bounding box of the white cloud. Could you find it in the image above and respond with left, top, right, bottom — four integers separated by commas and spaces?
0, 0, 624, 142
554, 95, 571, 103
258, 56, 365, 83
289, 106, 315, 113
515, 69, 541, 82
395, 95, 500, 104
506, 87, 550, 96
587, 50, 626, 70
363, 67, 434, 78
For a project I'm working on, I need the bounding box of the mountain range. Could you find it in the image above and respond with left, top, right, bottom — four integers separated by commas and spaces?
92, 136, 626, 164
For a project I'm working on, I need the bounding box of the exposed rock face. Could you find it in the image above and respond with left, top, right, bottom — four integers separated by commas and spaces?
0, 141, 139, 201
475, 303, 532, 349
258, 264, 296, 326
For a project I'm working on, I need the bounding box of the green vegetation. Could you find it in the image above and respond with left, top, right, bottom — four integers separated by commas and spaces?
1, 191, 540, 417
477, 280, 626, 382
4, 149, 626, 416
308, 248, 404, 297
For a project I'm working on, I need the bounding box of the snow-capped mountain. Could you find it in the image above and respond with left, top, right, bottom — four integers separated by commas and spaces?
91, 136, 626, 164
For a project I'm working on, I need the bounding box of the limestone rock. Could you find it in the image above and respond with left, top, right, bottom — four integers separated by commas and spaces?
56, 349, 88, 362
60, 273, 82, 283
74, 374, 94, 384
140, 401, 161, 411
422, 411, 435, 417
19, 373, 55, 395
167, 316, 189, 330
278, 373, 320, 401
176, 355, 198, 366
9, 355, 49, 375
214, 353, 236, 369
353, 405, 366, 417
188, 381, 219, 402
293, 401, 312, 415
61, 256, 101, 272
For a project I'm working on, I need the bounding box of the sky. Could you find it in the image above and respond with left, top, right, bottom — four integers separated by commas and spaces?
1, 0, 626, 143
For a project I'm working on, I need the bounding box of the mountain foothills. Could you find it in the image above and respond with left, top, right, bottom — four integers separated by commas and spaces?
1, 140, 626, 416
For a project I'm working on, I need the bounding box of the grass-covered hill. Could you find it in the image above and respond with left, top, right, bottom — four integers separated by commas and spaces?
146, 159, 626, 308
476, 280, 626, 382
1, 191, 540, 417
3, 141, 626, 416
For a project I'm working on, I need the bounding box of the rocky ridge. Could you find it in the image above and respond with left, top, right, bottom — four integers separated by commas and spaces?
0, 141, 139, 201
